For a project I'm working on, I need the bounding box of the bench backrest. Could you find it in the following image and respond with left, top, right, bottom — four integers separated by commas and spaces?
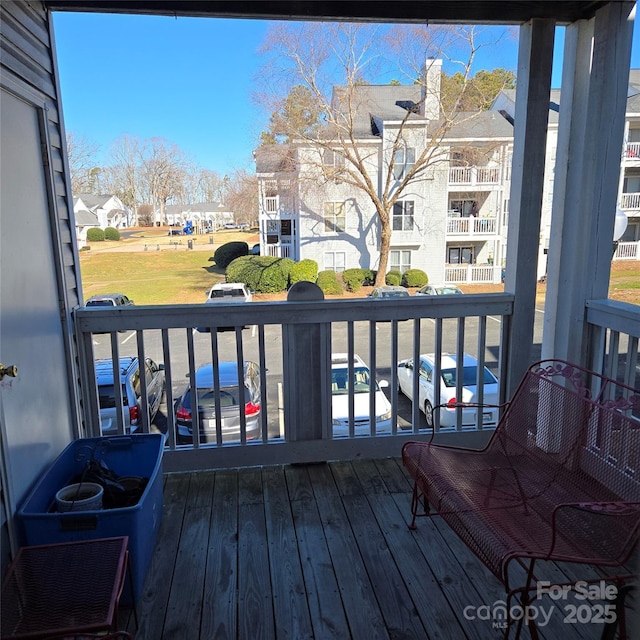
488, 360, 640, 501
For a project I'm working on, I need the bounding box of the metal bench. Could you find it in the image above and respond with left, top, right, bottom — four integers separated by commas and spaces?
402, 359, 640, 638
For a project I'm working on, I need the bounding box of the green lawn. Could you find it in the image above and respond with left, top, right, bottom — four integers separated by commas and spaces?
79, 251, 226, 305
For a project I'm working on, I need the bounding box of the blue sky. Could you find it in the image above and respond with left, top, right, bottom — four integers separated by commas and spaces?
52, 11, 640, 179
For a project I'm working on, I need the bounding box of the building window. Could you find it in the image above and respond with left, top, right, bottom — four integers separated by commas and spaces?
324, 251, 346, 272
324, 202, 345, 233
390, 249, 411, 273
323, 149, 345, 167
448, 247, 473, 264
392, 201, 414, 231
393, 146, 415, 180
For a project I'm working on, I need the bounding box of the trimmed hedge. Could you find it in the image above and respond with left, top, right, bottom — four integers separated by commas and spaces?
402, 269, 428, 287
86, 228, 105, 242
290, 259, 318, 285
341, 268, 366, 292
226, 255, 294, 293
104, 227, 120, 241
385, 270, 403, 286
214, 241, 249, 268
316, 270, 343, 295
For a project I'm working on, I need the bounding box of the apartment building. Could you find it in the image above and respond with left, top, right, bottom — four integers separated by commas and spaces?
255, 70, 638, 285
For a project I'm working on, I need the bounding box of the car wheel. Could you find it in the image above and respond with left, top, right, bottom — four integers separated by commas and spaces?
424, 401, 434, 429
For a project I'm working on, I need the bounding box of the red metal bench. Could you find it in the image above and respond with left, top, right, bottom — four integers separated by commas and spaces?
402, 359, 640, 638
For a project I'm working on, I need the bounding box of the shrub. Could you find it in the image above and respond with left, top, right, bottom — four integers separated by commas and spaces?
226, 255, 294, 293
362, 269, 377, 285
290, 259, 318, 285
316, 270, 343, 295
342, 268, 367, 292
385, 270, 402, 286
214, 241, 248, 268
402, 269, 428, 288
86, 228, 105, 242
104, 227, 120, 241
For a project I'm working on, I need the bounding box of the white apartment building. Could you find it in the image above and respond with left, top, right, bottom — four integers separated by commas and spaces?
255, 71, 639, 285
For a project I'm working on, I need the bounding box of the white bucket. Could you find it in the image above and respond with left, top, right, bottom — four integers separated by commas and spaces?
55, 482, 103, 512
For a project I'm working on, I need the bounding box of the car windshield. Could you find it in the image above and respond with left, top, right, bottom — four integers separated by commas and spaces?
332, 367, 374, 395
436, 287, 462, 295
382, 290, 409, 298
440, 366, 497, 387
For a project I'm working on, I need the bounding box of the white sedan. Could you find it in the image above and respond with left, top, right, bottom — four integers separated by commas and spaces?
397, 352, 499, 428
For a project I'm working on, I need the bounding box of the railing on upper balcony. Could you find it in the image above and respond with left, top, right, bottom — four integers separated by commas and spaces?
449, 166, 501, 185
624, 141, 640, 159
445, 264, 502, 284
446, 216, 498, 235
74, 293, 514, 472
614, 241, 640, 260
620, 192, 640, 210
266, 243, 292, 258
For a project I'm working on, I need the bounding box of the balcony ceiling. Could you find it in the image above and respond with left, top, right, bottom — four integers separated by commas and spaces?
44, 0, 610, 24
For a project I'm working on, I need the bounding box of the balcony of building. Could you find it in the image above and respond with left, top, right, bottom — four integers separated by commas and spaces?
449, 166, 503, 187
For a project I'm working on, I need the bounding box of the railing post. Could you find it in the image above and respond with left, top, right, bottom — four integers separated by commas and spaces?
282, 281, 331, 444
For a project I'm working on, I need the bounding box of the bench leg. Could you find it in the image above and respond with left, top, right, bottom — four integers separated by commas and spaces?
408, 481, 430, 530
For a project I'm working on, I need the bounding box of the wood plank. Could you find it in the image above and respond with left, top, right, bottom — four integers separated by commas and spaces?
334, 464, 430, 638
162, 472, 214, 639
307, 463, 390, 640
288, 481, 351, 639
373, 457, 414, 494
201, 470, 239, 640
352, 460, 468, 639
238, 469, 275, 640
262, 466, 314, 639
131, 472, 190, 638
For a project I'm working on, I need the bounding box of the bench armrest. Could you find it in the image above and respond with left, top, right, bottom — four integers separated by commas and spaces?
549, 501, 640, 564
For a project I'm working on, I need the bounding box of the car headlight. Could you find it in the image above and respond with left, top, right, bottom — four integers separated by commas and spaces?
377, 410, 392, 422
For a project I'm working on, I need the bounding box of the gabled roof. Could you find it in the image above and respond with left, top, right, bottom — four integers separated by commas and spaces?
74, 193, 113, 210
442, 110, 515, 140
74, 208, 100, 226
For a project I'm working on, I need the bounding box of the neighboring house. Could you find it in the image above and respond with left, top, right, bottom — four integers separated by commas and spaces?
255, 63, 512, 285
73, 207, 100, 248
163, 202, 234, 230
73, 194, 132, 230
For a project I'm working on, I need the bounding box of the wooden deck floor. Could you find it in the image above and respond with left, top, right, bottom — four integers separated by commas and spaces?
125, 459, 637, 640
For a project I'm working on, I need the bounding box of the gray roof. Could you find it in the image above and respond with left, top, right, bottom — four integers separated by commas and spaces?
75, 194, 112, 210
75, 208, 99, 226
442, 110, 514, 139
332, 85, 425, 138
254, 144, 296, 174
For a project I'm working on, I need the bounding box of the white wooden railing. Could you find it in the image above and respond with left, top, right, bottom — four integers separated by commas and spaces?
624, 141, 640, 159
613, 241, 640, 260
266, 243, 292, 258
446, 217, 498, 235
74, 294, 514, 472
620, 192, 640, 210
444, 264, 501, 284
449, 166, 500, 185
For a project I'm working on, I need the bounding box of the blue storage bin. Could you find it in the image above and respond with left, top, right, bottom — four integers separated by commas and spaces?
17, 434, 164, 604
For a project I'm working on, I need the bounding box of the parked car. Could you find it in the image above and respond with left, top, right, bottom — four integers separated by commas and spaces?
415, 284, 463, 296
197, 282, 253, 333
397, 352, 499, 429
174, 361, 262, 444
368, 285, 410, 299
331, 353, 392, 436
249, 243, 260, 255
96, 356, 165, 436
85, 293, 135, 307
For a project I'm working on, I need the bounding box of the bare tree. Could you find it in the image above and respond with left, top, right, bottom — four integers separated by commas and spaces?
257, 22, 515, 285
224, 169, 259, 226
139, 138, 190, 224
184, 168, 227, 204
104, 134, 142, 225
65, 132, 100, 195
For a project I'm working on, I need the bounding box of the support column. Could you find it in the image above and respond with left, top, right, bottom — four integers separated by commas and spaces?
542, 2, 634, 366
504, 18, 555, 398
